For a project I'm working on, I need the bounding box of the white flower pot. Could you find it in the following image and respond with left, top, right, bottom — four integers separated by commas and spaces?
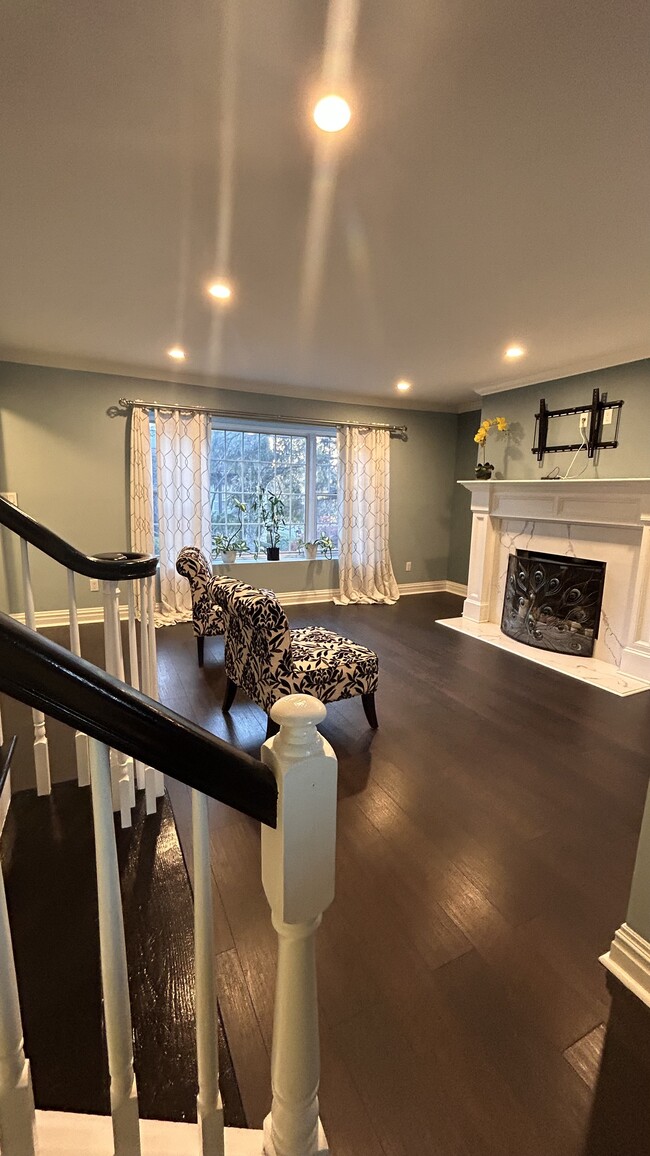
305, 544, 318, 561
223, 550, 237, 564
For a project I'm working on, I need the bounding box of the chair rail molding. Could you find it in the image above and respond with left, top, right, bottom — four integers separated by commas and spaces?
440, 478, 650, 695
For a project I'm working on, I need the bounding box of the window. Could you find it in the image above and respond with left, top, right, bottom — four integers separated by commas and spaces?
149, 416, 338, 558
210, 423, 335, 557
210, 422, 338, 556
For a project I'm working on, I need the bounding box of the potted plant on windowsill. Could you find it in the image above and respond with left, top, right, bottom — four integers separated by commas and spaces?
297, 533, 335, 561
251, 484, 286, 561
213, 500, 248, 563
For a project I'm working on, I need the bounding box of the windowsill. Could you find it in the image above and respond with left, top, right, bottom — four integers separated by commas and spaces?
213, 554, 338, 567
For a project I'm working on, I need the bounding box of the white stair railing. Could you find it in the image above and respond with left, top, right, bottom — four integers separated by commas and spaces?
261, 694, 337, 1156
193, 788, 225, 1156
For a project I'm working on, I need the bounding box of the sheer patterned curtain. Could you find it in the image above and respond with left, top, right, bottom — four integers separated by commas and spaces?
155, 409, 212, 621
129, 406, 155, 560
335, 426, 400, 605
129, 406, 212, 623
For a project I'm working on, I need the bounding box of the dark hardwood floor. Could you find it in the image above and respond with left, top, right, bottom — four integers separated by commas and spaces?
3, 594, 650, 1153
155, 593, 650, 1156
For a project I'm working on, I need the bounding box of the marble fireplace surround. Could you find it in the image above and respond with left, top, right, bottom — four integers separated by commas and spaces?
440, 478, 650, 696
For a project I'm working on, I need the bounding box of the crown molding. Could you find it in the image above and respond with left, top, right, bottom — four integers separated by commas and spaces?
473, 348, 650, 398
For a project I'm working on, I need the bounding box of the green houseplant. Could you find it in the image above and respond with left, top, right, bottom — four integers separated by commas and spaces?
251, 484, 286, 561
297, 533, 334, 561
213, 499, 248, 563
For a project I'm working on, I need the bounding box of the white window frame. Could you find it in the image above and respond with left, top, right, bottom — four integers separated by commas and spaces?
210, 417, 337, 558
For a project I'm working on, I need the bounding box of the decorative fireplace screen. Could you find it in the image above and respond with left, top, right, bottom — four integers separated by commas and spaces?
501, 550, 606, 657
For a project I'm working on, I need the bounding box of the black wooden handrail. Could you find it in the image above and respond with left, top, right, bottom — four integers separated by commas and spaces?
0, 613, 277, 827
0, 496, 158, 580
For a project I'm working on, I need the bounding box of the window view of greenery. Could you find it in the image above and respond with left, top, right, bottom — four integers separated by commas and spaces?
210, 427, 338, 556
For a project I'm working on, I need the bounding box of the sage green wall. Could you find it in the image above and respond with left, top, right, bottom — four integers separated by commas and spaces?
0, 360, 458, 613
626, 786, 650, 944
480, 359, 650, 479
447, 409, 481, 585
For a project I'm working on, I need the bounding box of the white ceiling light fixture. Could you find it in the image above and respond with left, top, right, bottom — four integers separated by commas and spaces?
395, 379, 412, 392
167, 346, 186, 361
504, 344, 526, 360
313, 94, 351, 133
207, 280, 233, 302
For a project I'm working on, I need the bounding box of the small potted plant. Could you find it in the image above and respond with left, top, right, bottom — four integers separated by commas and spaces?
213, 499, 248, 563
474, 416, 508, 479
297, 533, 334, 560
251, 484, 286, 561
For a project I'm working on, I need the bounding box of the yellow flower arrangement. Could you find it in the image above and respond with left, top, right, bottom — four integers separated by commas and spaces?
473, 416, 509, 476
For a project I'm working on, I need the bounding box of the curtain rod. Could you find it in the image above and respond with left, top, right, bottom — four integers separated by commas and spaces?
118, 397, 408, 440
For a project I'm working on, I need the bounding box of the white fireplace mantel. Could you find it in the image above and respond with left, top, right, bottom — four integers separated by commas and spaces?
441, 478, 650, 695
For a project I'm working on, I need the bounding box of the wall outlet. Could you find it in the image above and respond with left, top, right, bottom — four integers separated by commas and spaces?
89, 578, 99, 592
602, 407, 613, 425
405, 561, 412, 572
579, 413, 589, 430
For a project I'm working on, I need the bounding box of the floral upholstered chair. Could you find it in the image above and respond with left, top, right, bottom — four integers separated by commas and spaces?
211, 578, 379, 736
175, 547, 226, 667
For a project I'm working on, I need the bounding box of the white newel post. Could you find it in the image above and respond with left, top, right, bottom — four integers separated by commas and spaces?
19, 539, 51, 796
261, 694, 337, 1156
88, 738, 141, 1156
67, 569, 90, 787
0, 856, 37, 1155
192, 789, 225, 1156
462, 487, 499, 624
102, 581, 134, 826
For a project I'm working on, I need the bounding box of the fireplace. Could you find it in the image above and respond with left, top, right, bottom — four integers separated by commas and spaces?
500, 549, 606, 657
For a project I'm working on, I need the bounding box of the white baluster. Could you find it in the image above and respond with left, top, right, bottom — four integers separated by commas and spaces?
88, 738, 141, 1156
20, 539, 51, 796
0, 850, 37, 1155
261, 695, 336, 1156
67, 569, 90, 787
146, 578, 164, 801
102, 581, 133, 826
126, 583, 145, 791
193, 789, 224, 1155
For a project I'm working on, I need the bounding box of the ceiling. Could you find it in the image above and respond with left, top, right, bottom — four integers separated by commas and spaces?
1, 0, 649, 410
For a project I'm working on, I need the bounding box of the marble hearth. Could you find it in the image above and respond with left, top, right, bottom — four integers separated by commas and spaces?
440, 478, 650, 696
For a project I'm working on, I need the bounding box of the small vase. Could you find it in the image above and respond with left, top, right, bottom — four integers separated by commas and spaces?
266, 546, 280, 561
475, 462, 494, 480
305, 544, 318, 561
223, 550, 237, 564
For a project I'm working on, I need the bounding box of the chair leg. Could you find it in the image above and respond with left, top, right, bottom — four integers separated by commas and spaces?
265, 714, 280, 740
362, 693, 379, 729
197, 636, 205, 667
222, 678, 238, 713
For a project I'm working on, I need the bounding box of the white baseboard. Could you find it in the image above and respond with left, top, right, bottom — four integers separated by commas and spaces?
34, 1111, 263, 1155
600, 923, 650, 1008
9, 582, 467, 624
11, 606, 128, 628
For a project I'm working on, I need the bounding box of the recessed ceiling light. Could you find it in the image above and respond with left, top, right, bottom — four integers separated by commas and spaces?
504, 344, 526, 360
396, 379, 412, 392
313, 94, 351, 133
208, 280, 233, 301
167, 346, 186, 361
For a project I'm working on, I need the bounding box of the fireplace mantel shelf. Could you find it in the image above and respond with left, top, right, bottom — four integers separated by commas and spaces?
442, 475, 650, 695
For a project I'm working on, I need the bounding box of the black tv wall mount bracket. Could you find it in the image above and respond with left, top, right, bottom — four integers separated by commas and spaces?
532, 387, 623, 462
